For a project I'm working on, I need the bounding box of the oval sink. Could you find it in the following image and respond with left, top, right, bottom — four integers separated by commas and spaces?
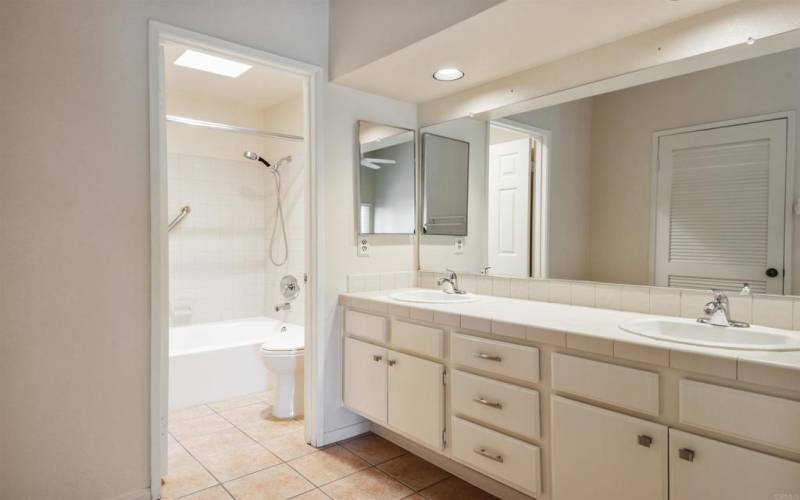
620, 318, 800, 351
391, 290, 479, 304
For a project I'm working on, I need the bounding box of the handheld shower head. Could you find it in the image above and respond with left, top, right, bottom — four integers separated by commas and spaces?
243, 151, 271, 168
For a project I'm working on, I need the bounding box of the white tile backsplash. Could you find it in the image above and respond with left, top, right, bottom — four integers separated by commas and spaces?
549, 281, 572, 304
650, 288, 681, 316
753, 295, 794, 329
571, 283, 596, 307
620, 286, 650, 313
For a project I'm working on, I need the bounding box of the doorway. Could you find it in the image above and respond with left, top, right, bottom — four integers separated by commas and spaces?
148, 22, 323, 500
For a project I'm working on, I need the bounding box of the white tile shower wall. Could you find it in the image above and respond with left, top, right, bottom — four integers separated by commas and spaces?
168, 153, 268, 325
410, 272, 800, 330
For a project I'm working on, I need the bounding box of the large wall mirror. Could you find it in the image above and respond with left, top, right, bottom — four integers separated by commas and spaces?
420, 48, 800, 294
357, 121, 416, 235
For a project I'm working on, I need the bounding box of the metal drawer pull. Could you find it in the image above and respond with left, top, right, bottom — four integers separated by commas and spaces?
474, 447, 504, 463
474, 352, 502, 362
372, 355, 383, 362
388, 359, 397, 366
473, 397, 503, 409
637, 435, 653, 448
679, 448, 695, 462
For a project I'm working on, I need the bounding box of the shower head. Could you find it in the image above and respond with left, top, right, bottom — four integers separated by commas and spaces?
243, 151, 271, 168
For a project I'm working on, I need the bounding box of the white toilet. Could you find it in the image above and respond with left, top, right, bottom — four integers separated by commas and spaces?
260, 325, 304, 419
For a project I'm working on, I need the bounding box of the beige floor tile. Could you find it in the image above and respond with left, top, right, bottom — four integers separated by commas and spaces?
170, 413, 234, 441
237, 416, 305, 445
262, 429, 318, 461
288, 445, 369, 486
377, 454, 451, 491
181, 428, 281, 482
209, 394, 264, 413
170, 404, 215, 422
253, 390, 276, 403
340, 433, 407, 465
224, 463, 314, 500
219, 403, 273, 427
322, 468, 413, 500
181, 485, 233, 499
292, 490, 330, 500
161, 444, 218, 499
418, 476, 497, 500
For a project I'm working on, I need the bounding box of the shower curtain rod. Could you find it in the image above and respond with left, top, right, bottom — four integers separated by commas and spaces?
166, 115, 304, 142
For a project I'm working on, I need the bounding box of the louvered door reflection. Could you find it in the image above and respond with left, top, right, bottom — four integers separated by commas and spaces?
655, 119, 787, 294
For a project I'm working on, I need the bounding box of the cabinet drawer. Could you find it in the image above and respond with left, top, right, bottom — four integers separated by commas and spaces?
391, 320, 444, 358
451, 416, 542, 496
670, 429, 800, 500
679, 379, 800, 452
552, 353, 659, 416
345, 309, 388, 343
452, 370, 540, 440
451, 333, 539, 383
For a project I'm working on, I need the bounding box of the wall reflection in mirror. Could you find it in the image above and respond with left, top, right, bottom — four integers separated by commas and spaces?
357, 121, 416, 235
419, 48, 800, 294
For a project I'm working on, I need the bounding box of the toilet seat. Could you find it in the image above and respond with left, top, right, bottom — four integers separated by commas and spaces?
260, 325, 304, 356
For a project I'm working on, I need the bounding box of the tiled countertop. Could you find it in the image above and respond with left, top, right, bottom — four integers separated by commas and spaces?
339, 289, 800, 392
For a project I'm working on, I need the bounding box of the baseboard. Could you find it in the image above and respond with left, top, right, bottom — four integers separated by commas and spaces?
320, 419, 372, 445
372, 424, 536, 500
106, 488, 151, 500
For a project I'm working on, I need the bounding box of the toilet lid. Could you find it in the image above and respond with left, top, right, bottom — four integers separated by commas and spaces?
261, 326, 304, 353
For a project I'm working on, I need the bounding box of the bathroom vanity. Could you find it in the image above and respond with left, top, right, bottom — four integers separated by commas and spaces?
339, 290, 800, 500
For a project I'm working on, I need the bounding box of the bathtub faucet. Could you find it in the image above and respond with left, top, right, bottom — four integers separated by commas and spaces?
275, 302, 291, 312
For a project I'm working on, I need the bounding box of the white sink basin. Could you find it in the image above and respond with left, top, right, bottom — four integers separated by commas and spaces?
391, 290, 479, 304
620, 318, 800, 351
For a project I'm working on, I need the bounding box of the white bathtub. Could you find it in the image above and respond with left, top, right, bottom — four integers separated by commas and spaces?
169, 317, 302, 410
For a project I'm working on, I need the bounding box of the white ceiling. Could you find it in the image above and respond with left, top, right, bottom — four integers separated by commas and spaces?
163, 42, 303, 109
333, 0, 741, 103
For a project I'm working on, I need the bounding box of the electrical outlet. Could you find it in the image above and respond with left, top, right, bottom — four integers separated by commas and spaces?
454, 238, 464, 254
358, 237, 370, 257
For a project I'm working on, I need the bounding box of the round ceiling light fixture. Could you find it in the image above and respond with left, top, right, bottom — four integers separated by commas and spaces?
433, 68, 464, 81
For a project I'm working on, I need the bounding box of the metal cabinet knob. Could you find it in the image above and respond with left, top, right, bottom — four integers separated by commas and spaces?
372, 355, 382, 362
473, 397, 503, 409
473, 447, 504, 463
637, 435, 653, 447
679, 448, 695, 462
766, 268, 779, 278
388, 359, 397, 366
474, 352, 502, 362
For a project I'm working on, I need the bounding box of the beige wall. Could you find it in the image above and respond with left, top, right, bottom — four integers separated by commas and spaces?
321, 84, 417, 438
0, 1, 330, 499
328, 0, 501, 80
511, 99, 594, 281
588, 48, 800, 289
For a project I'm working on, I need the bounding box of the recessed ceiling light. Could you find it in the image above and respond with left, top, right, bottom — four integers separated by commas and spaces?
174, 49, 252, 78
433, 68, 464, 81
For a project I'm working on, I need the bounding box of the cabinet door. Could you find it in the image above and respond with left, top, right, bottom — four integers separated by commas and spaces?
670, 429, 800, 500
551, 396, 668, 500
343, 337, 387, 423
387, 350, 445, 450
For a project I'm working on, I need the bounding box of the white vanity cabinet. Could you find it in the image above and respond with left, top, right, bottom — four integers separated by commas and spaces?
551, 396, 668, 500
343, 337, 388, 423
669, 429, 800, 500
343, 336, 445, 450
387, 350, 445, 450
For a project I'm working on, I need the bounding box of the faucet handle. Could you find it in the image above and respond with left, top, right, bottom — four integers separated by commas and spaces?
710, 288, 726, 299
445, 268, 458, 277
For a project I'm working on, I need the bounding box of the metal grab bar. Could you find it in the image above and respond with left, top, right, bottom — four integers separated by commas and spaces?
168, 206, 191, 232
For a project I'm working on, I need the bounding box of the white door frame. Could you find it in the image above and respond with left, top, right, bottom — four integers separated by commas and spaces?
491, 118, 551, 278
649, 111, 796, 293
147, 20, 325, 500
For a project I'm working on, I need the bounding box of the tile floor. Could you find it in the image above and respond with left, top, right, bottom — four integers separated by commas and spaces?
164, 392, 498, 500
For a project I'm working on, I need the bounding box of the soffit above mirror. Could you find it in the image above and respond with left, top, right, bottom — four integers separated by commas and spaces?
332, 0, 740, 103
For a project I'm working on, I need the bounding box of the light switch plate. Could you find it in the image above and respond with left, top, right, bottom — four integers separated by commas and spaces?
358, 237, 370, 257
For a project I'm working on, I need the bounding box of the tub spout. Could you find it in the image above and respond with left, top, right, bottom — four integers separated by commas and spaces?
275, 302, 291, 312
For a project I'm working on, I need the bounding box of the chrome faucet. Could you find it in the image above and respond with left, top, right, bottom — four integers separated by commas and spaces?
437, 269, 466, 294
698, 289, 749, 328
